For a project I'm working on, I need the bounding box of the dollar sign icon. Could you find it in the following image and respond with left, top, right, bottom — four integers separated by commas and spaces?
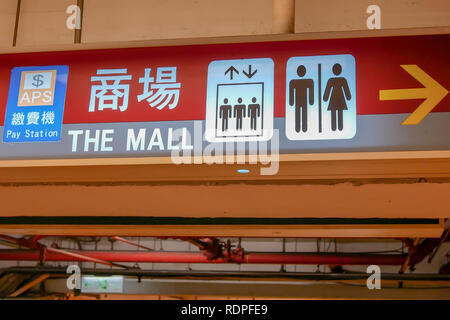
32, 74, 44, 88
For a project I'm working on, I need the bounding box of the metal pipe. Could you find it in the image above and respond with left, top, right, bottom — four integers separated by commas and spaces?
427, 229, 449, 263
4, 266, 450, 281
400, 238, 420, 273
0, 250, 407, 265
44, 247, 131, 269
0, 235, 130, 269
0, 235, 37, 248
409, 238, 443, 265
110, 236, 153, 251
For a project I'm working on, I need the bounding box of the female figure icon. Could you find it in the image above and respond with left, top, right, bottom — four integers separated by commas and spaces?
323, 63, 352, 131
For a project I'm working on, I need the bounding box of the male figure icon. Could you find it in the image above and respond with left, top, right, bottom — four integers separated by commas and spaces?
233, 97, 246, 130
289, 65, 314, 132
323, 63, 351, 131
247, 97, 261, 130
219, 98, 232, 131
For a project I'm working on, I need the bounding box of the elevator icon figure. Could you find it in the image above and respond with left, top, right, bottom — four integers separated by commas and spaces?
219, 98, 232, 131
248, 97, 261, 130
285, 54, 356, 141
233, 97, 246, 130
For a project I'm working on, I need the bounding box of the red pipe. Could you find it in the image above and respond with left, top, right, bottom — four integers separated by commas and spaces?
243, 253, 406, 265
0, 250, 407, 265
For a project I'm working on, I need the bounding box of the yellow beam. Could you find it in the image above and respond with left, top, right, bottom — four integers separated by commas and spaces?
0, 224, 443, 238
8, 274, 50, 298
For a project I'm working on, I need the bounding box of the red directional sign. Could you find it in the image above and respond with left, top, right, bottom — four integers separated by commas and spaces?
0, 35, 448, 126
0, 35, 448, 161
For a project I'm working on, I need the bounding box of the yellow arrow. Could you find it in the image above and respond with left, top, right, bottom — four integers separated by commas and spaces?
379, 65, 448, 125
